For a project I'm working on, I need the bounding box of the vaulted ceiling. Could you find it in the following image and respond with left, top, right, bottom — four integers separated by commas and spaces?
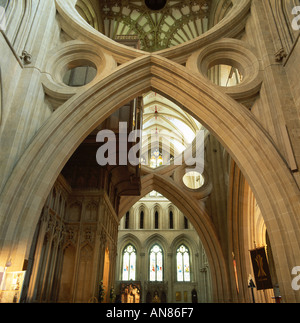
73, 0, 233, 168
75, 0, 233, 52
142, 91, 202, 160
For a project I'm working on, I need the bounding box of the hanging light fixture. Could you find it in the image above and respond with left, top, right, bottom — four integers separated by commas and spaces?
144, 0, 167, 11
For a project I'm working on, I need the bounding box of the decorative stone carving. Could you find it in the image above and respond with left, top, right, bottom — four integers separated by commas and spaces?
64, 225, 78, 245
20, 50, 32, 65
82, 226, 94, 244
275, 48, 287, 62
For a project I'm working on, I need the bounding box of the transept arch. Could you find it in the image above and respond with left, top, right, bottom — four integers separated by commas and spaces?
0, 53, 299, 302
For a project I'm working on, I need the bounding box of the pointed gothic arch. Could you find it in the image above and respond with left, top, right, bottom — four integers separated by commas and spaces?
0, 54, 299, 302
118, 172, 228, 301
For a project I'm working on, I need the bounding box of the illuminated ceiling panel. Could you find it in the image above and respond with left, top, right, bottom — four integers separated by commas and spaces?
141, 91, 202, 165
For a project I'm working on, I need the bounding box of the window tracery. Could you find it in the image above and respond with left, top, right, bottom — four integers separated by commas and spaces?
176, 244, 190, 282
149, 244, 163, 281
122, 244, 137, 281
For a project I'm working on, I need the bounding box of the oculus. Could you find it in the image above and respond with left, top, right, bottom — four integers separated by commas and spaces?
183, 171, 205, 190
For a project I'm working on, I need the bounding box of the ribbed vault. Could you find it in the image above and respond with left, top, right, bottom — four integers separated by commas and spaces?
75, 0, 215, 52
141, 91, 202, 165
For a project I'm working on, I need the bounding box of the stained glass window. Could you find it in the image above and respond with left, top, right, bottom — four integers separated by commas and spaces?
149, 244, 163, 282
150, 155, 157, 169
122, 245, 136, 281
176, 245, 190, 282
150, 149, 163, 168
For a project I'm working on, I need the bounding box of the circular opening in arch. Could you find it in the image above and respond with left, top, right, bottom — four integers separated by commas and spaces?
144, 0, 167, 11
183, 171, 205, 190
63, 60, 97, 87
208, 64, 243, 87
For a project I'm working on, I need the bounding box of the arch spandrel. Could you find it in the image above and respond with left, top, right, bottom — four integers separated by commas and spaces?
0, 54, 300, 301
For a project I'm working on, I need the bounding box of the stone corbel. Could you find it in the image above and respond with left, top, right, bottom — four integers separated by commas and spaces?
200, 265, 208, 273
20, 50, 32, 65
275, 48, 287, 62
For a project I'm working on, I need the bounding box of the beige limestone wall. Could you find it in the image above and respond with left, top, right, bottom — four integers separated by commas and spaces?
1, 0, 300, 303
285, 36, 300, 181
0, 0, 62, 193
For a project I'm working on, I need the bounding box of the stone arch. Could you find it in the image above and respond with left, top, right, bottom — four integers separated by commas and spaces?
227, 163, 275, 303
144, 234, 168, 257
170, 233, 198, 254
118, 172, 227, 302
118, 233, 142, 254
119, 173, 218, 256
0, 54, 299, 302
